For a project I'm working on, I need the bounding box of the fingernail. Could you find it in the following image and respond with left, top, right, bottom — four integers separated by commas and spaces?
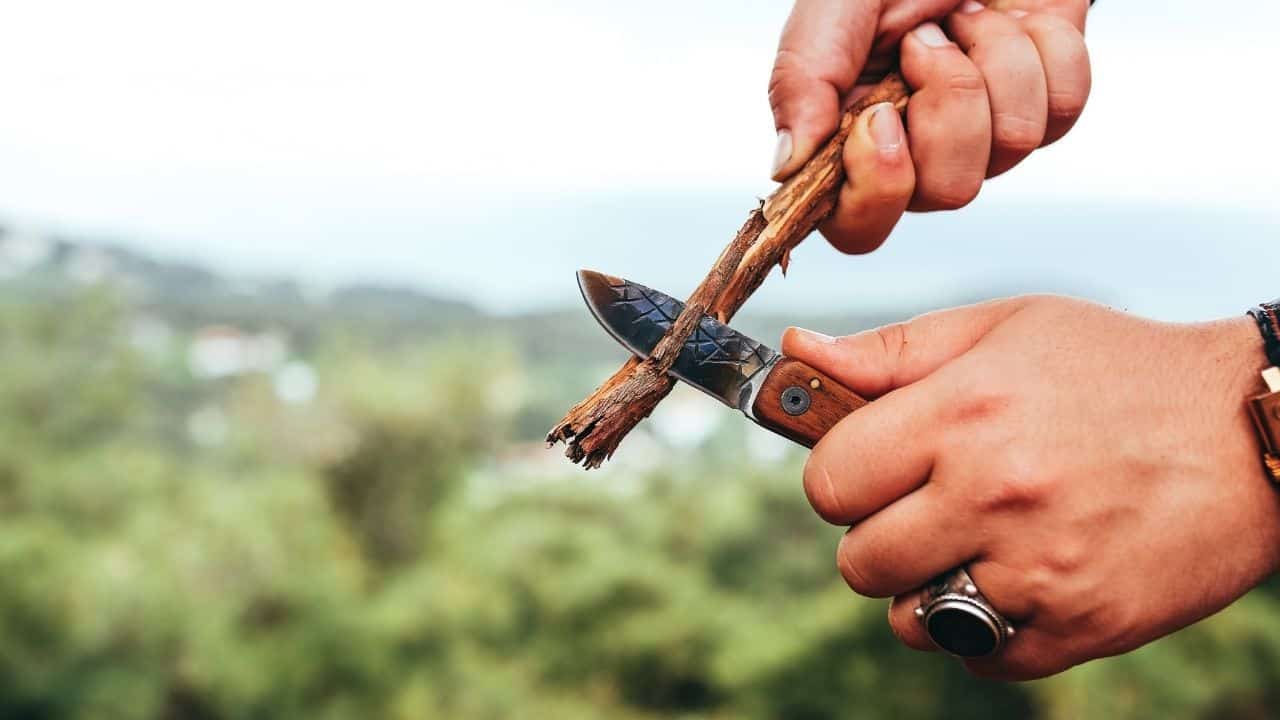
868, 103, 903, 153
772, 130, 793, 178
960, 1, 985, 13
913, 23, 950, 48
1007, 9, 1029, 18
790, 327, 836, 345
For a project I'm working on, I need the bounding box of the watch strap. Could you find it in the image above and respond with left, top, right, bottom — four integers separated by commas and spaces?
1248, 300, 1280, 483
1248, 300, 1280, 368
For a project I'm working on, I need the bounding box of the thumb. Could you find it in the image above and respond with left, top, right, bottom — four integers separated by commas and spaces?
769, 0, 880, 181
781, 298, 1031, 397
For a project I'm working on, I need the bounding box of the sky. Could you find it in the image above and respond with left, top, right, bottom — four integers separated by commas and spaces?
0, 1, 1276, 318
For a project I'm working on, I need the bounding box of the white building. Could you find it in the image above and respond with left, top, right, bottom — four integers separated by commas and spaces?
187, 325, 287, 379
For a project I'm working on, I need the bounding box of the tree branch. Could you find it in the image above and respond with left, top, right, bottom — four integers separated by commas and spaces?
548, 73, 910, 469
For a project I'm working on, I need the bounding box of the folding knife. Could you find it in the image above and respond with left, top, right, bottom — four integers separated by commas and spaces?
577, 269, 1011, 658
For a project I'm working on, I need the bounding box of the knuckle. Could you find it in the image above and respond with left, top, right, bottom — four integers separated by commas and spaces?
836, 541, 881, 596
917, 175, 982, 210
802, 456, 844, 524
874, 322, 910, 383
946, 385, 1013, 427
1047, 88, 1088, 123
979, 464, 1053, 514
1041, 539, 1089, 577
944, 69, 987, 95
1019, 566, 1057, 611
866, 172, 916, 205
1020, 292, 1063, 309
767, 49, 810, 110
1022, 11, 1078, 37
991, 112, 1046, 154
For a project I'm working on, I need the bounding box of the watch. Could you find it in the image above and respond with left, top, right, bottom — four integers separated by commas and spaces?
1247, 300, 1280, 482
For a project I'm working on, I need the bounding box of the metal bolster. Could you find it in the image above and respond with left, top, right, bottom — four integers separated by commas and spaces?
738, 357, 780, 420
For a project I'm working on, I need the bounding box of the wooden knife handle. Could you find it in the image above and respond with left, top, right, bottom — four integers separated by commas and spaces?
751, 357, 869, 448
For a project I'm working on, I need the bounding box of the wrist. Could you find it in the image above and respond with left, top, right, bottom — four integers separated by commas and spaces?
1196, 316, 1276, 492
1214, 315, 1280, 575
1203, 316, 1280, 577
1244, 302, 1280, 484
1218, 315, 1272, 400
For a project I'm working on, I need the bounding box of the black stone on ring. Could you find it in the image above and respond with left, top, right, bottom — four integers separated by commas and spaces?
915, 568, 1013, 658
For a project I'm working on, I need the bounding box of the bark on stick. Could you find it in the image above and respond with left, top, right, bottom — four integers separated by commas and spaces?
548, 73, 910, 469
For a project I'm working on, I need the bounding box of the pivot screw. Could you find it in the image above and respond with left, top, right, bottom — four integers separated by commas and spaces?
781, 386, 811, 416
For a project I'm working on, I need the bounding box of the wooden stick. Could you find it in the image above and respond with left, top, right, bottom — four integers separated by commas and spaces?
545, 210, 766, 468
548, 73, 911, 469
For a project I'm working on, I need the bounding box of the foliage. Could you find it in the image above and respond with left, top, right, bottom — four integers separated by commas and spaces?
0, 282, 1278, 719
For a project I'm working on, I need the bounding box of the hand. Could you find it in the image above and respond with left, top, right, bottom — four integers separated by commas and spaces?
769, 0, 1091, 253
783, 296, 1280, 680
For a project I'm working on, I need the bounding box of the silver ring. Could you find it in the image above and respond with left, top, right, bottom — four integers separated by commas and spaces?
915, 567, 1013, 658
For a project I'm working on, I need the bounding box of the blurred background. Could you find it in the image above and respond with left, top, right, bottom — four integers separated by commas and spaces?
0, 1, 1277, 718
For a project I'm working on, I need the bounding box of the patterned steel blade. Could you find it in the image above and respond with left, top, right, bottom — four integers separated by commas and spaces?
577, 270, 779, 411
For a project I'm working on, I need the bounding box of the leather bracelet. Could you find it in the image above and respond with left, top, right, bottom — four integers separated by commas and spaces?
1248, 300, 1280, 482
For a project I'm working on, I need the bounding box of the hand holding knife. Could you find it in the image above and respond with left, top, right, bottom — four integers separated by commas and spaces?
578, 269, 1011, 657
566, 0, 1101, 663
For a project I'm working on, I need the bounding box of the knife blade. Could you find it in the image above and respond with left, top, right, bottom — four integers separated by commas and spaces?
577, 269, 867, 448
576, 269, 1012, 659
